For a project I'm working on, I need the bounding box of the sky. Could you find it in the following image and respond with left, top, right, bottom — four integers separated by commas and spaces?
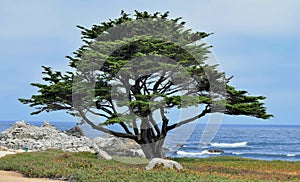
0, 0, 300, 125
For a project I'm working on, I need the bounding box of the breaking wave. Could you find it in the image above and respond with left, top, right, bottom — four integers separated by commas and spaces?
210, 142, 248, 148
287, 154, 296, 157
177, 150, 222, 156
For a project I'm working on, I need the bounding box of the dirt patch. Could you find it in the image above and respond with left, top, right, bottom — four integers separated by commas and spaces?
0, 170, 62, 182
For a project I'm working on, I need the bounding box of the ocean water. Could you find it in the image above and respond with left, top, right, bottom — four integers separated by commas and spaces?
1, 121, 300, 161
165, 124, 300, 161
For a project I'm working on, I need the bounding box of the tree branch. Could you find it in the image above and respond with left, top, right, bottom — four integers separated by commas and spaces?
108, 99, 133, 135
78, 110, 138, 140
149, 113, 161, 137
119, 122, 133, 135
160, 81, 174, 94
124, 84, 140, 136
87, 108, 110, 118
160, 107, 169, 137
141, 75, 150, 95
153, 74, 166, 93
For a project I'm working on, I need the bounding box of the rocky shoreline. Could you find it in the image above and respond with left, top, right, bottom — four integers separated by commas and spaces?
0, 121, 145, 159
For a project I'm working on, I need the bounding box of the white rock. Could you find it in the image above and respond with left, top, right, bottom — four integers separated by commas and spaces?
13, 120, 29, 128
77, 146, 90, 152
97, 149, 112, 160
130, 149, 146, 158
0, 121, 143, 158
42, 121, 53, 127
145, 158, 183, 170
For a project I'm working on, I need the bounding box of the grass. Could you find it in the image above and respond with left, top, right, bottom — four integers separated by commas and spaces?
0, 150, 300, 181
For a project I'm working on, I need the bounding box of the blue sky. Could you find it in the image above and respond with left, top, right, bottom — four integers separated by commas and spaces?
0, 0, 300, 125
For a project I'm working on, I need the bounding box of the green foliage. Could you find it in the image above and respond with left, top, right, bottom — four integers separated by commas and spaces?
225, 86, 273, 119
0, 151, 299, 181
19, 66, 74, 115
19, 10, 272, 158
19, 10, 271, 119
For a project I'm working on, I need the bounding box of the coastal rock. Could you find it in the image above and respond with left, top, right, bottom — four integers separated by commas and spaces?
97, 150, 112, 160
145, 158, 183, 170
0, 121, 144, 159
208, 149, 224, 153
65, 126, 86, 137
42, 121, 54, 128
92, 134, 144, 158
13, 120, 29, 129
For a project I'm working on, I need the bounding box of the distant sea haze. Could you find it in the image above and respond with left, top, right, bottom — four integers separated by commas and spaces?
1, 121, 300, 161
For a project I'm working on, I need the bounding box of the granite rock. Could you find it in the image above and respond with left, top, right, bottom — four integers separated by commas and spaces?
0, 120, 145, 159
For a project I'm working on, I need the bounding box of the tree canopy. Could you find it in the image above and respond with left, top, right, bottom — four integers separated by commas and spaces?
19, 10, 272, 159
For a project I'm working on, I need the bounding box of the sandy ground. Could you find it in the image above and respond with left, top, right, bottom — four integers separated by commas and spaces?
0, 171, 63, 182
0, 151, 16, 158
0, 151, 62, 182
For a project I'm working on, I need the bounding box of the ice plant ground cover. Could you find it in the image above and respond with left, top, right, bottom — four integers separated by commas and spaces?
0, 150, 300, 181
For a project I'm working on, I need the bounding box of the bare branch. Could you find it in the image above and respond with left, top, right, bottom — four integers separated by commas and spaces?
78, 110, 138, 140
119, 122, 133, 135
141, 75, 150, 95
160, 107, 169, 137
108, 98, 133, 135
153, 74, 166, 93
87, 108, 110, 118
149, 113, 161, 137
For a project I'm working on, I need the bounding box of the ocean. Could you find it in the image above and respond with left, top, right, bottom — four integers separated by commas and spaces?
1, 121, 299, 161
165, 124, 300, 161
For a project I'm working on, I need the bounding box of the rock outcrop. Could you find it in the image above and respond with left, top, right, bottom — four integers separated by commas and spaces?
145, 158, 183, 170
64, 126, 86, 137
93, 134, 145, 158
208, 149, 224, 153
0, 121, 145, 159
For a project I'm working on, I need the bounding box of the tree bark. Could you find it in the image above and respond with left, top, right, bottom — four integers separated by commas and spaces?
138, 137, 165, 159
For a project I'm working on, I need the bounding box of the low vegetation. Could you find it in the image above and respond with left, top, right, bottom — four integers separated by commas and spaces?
0, 150, 300, 181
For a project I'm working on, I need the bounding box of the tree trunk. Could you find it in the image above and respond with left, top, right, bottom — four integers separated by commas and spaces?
138, 137, 165, 159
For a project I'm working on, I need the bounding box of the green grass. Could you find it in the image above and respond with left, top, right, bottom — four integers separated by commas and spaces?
0, 150, 300, 181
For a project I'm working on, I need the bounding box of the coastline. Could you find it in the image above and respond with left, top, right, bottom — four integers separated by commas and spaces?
1, 120, 300, 161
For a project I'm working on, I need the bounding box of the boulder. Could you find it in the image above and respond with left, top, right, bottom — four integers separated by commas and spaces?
42, 121, 54, 128
97, 149, 112, 160
92, 134, 144, 158
208, 149, 224, 153
145, 158, 183, 170
65, 126, 86, 137
13, 120, 29, 128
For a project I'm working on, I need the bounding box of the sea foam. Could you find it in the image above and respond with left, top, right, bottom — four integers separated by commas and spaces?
177, 150, 222, 156
210, 142, 248, 148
